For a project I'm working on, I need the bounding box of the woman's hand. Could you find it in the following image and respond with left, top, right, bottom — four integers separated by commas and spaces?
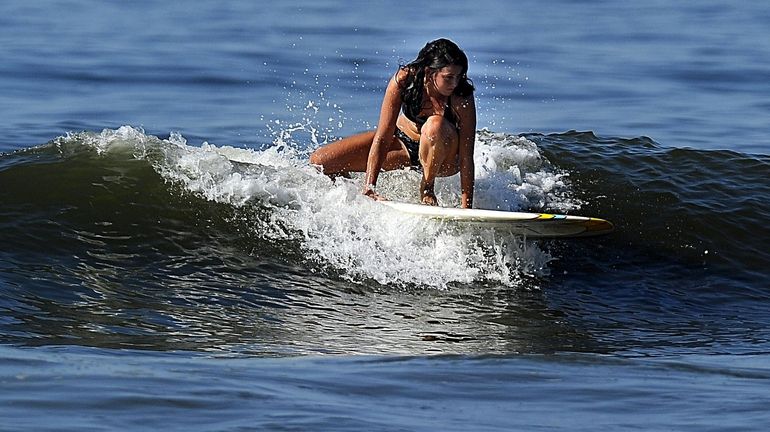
363, 185, 388, 201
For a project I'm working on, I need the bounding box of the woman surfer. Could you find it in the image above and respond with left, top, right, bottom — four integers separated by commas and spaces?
309, 38, 476, 208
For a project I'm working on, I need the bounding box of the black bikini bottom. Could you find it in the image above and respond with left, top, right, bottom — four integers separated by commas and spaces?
394, 127, 420, 167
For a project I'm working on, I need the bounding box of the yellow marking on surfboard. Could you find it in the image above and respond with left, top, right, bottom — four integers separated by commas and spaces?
536, 214, 556, 220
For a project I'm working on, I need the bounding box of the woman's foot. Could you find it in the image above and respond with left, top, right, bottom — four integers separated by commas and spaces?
419, 179, 438, 206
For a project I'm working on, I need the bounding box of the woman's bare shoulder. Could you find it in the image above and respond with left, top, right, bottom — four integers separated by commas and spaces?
452, 92, 476, 111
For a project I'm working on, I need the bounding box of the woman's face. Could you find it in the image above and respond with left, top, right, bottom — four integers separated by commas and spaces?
429, 65, 463, 96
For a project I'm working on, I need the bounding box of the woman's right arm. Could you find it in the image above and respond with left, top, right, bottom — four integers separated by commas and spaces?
363, 71, 404, 197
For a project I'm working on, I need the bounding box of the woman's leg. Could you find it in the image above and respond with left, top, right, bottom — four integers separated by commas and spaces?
309, 131, 411, 176
418, 116, 460, 205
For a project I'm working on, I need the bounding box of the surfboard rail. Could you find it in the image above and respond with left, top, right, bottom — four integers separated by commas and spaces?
380, 201, 614, 238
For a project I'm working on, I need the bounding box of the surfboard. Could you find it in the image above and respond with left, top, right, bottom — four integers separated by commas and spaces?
381, 201, 614, 238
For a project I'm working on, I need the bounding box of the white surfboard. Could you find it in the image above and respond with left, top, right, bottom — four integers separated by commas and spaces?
381, 201, 614, 238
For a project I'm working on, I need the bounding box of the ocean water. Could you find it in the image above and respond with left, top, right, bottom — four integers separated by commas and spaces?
1, 1, 769, 430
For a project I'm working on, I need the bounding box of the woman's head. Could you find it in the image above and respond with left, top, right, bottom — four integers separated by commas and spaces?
406, 38, 474, 97
416, 39, 468, 75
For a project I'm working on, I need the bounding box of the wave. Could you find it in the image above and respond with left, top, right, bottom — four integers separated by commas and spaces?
2, 125, 770, 354
1, 126, 584, 290
529, 130, 770, 277
2, 126, 768, 293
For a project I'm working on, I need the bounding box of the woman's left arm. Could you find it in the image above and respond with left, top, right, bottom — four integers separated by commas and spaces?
456, 94, 476, 208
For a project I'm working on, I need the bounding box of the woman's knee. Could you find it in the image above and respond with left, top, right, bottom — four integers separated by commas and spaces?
309, 144, 343, 174
309, 148, 329, 170
309, 149, 321, 166
421, 116, 457, 147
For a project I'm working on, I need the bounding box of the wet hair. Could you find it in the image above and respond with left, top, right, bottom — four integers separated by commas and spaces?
398, 38, 474, 118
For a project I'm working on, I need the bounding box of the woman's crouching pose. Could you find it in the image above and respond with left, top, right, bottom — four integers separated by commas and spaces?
309, 38, 476, 208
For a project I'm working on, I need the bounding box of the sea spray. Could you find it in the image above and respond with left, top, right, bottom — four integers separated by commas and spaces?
60, 126, 576, 288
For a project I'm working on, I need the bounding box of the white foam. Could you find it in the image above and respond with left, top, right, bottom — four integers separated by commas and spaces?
473, 129, 581, 212
65, 125, 577, 289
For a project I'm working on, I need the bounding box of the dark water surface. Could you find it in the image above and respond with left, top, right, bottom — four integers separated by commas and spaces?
2, 1, 770, 430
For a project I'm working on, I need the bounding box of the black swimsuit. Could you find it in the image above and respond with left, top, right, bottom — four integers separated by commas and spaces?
395, 95, 458, 167
394, 128, 421, 166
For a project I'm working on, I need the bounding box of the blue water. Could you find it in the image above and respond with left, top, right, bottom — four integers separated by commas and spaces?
2, 1, 770, 430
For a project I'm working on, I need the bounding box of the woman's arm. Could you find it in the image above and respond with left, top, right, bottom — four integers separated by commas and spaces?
363, 72, 404, 197
455, 94, 476, 208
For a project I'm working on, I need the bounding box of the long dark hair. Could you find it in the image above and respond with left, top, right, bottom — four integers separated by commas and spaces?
399, 38, 474, 118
